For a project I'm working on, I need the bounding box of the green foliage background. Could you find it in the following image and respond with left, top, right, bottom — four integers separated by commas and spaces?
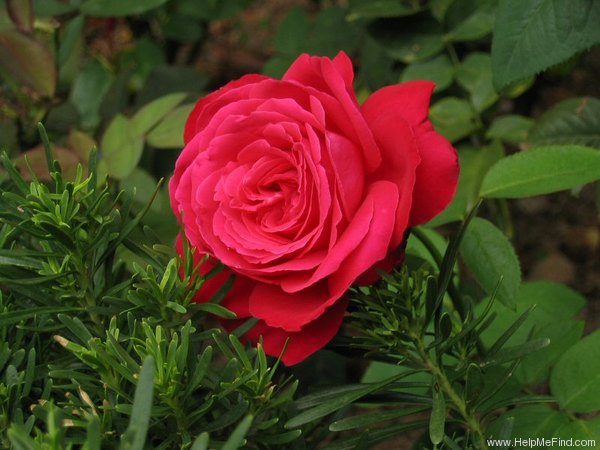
1, 0, 600, 449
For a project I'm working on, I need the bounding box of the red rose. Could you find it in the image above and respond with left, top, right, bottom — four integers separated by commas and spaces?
169, 52, 458, 365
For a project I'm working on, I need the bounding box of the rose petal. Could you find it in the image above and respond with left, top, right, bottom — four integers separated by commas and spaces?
283, 52, 382, 173
409, 124, 459, 225
326, 132, 365, 217
362, 80, 458, 226
361, 110, 420, 248
184, 74, 269, 143
327, 181, 399, 295
245, 297, 348, 365
250, 181, 398, 330
363, 80, 436, 128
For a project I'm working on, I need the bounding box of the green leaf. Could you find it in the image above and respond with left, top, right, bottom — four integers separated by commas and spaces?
80, 0, 169, 17
176, 0, 249, 21
273, 7, 360, 59
325, 420, 429, 450
101, 114, 145, 180
120, 168, 164, 212
400, 54, 454, 93
429, 382, 445, 445
330, 406, 427, 432
120, 356, 155, 450
193, 302, 236, 319
486, 115, 534, 145
491, 0, 600, 90
131, 93, 188, 136
221, 415, 253, 450
456, 52, 498, 112
308, 7, 361, 58
517, 320, 583, 385
483, 337, 550, 366
550, 330, 600, 413
286, 371, 418, 428
406, 228, 448, 270
513, 281, 586, 323
161, 13, 203, 43
429, 0, 455, 21
369, 17, 444, 64
495, 417, 514, 450
347, 0, 422, 20
485, 305, 535, 359
58, 15, 84, 68
444, 0, 495, 42
146, 104, 195, 149
84, 415, 101, 450
553, 419, 600, 446
460, 218, 521, 308
57, 314, 94, 345
70, 59, 113, 130
0, 30, 56, 97
273, 8, 308, 55
480, 145, 600, 198
262, 55, 297, 79
136, 64, 206, 108
528, 97, 600, 149
489, 405, 570, 447
0, 306, 83, 326
33, 0, 77, 16
190, 433, 209, 450
204, 401, 249, 432
476, 281, 587, 382
258, 430, 302, 445
429, 97, 478, 142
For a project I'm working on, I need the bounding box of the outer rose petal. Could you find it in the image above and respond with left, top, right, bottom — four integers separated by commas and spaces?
361, 107, 421, 248
409, 125, 459, 225
184, 74, 269, 144
362, 81, 459, 226
244, 297, 349, 366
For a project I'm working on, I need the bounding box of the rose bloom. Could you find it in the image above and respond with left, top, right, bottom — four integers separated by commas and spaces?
169, 52, 458, 365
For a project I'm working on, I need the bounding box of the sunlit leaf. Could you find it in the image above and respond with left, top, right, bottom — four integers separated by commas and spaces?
100, 114, 144, 180
146, 104, 195, 149
480, 145, 600, 198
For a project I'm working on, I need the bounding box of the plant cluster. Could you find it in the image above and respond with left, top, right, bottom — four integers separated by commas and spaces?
0, 133, 298, 449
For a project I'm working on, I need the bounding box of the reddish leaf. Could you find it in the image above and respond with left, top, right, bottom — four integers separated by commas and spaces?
0, 30, 56, 97
7, 0, 34, 33
67, 129, 96, 164
12, 145, 81, 181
